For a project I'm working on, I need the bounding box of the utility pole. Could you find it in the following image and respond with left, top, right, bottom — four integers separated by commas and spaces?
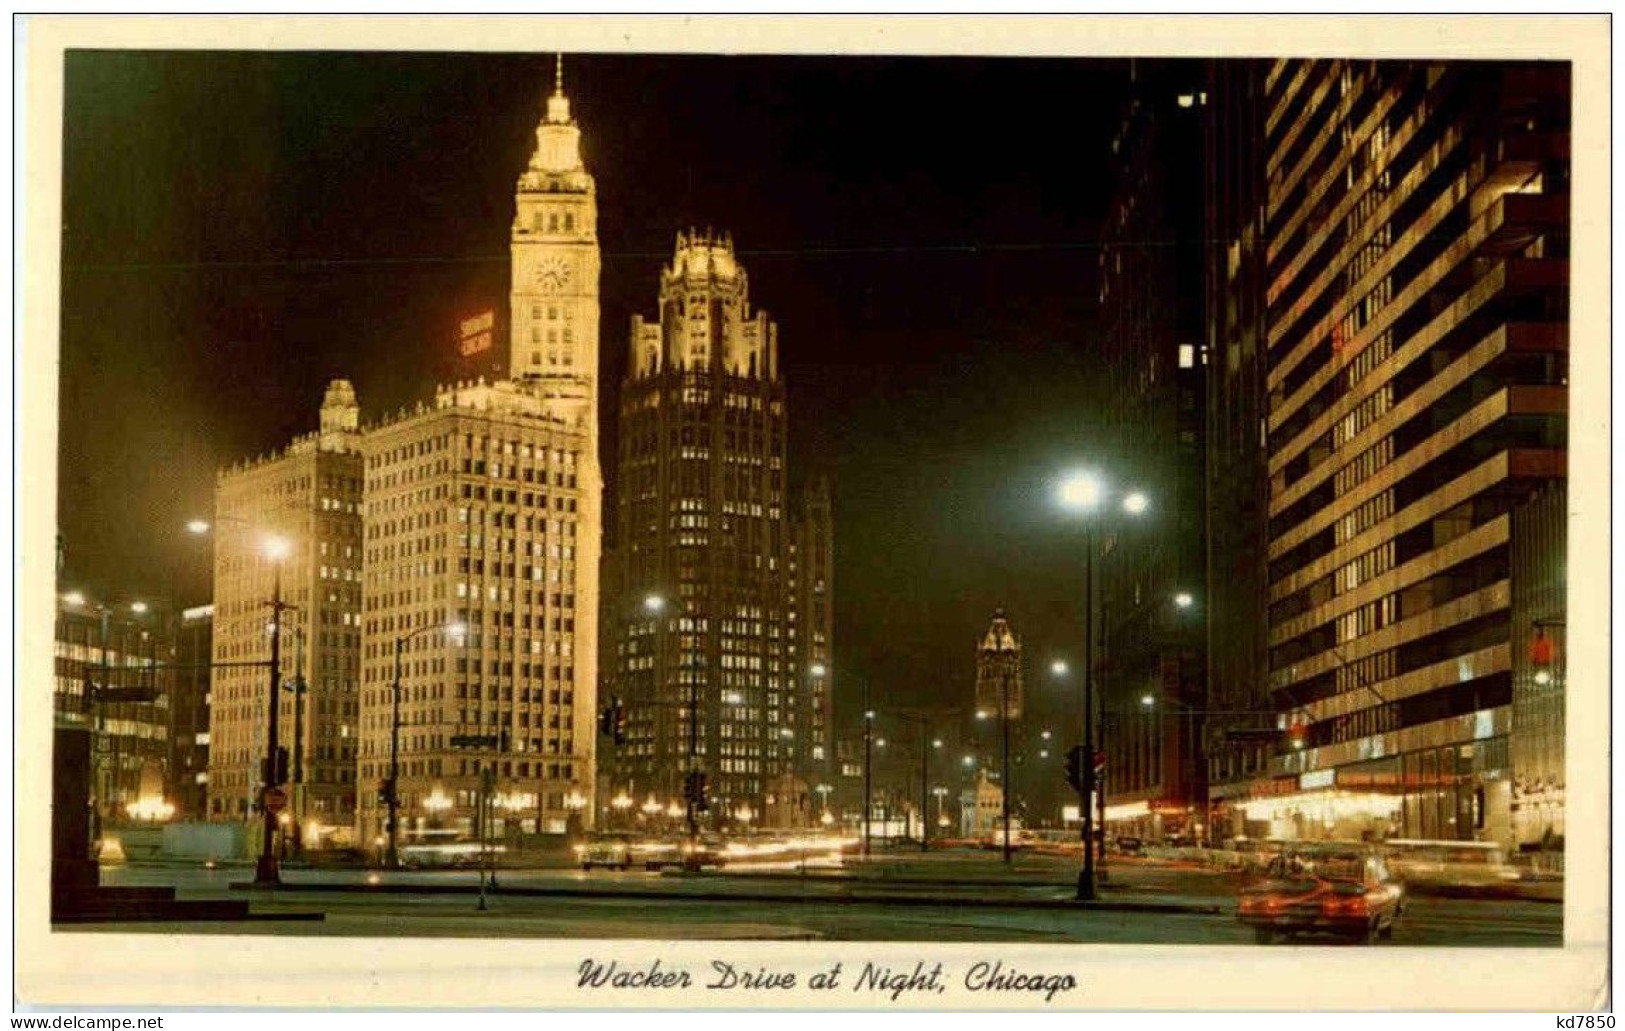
386, 634, 404, 870
919, 719, 929, 854
289, 626, 306, 858
253, 560, 286, 887
1001, 667, 1012, 864
1078, 525, 1097, 901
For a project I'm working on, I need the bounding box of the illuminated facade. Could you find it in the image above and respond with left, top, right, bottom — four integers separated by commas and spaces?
208, 380, 364, 835
1252, 60, 1569, 845
606, 229, 830, 822
355, 66, 603, 845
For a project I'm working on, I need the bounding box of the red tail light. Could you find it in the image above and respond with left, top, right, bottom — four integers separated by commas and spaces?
1322, 895, 1369, 917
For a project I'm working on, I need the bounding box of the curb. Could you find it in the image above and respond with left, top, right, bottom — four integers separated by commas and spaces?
228, 880, 1222, 915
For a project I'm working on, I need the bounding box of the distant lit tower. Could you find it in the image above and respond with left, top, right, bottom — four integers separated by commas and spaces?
509, 53, 601, 435
974, 609, 1023, 853
974, 609, 1024, 723
609, 229, 822, 824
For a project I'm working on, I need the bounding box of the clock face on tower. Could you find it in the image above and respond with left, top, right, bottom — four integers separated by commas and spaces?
535, 256, 572, 293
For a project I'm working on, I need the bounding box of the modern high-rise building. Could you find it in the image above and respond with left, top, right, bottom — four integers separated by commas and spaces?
604, 229, 829, 826
53, 594, 172, 826
355, 66, 603, 847
171, 604, 214, 821
208, 380, 365, 837
1250, 59, 1569, 845
1094, 62, 1209, 843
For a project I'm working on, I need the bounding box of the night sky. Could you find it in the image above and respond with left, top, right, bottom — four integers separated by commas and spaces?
57, 50, 1136, 732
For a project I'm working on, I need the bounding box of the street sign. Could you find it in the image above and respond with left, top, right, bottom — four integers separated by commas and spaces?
1093, 750, 1106, 772
263, 787, 289, 814
1225, 727, 1282, 742
94, 686, 158, 704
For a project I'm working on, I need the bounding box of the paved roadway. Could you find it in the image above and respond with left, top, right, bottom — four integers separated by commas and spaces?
87, 859, 1562, 945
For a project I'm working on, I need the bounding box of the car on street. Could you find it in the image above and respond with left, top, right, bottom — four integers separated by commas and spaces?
577, 835, 639, 871
1237, 843, 1405, 944
1379, 839, 1523, 896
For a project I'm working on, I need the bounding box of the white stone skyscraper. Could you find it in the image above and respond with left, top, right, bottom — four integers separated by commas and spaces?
355, 61, 603, 850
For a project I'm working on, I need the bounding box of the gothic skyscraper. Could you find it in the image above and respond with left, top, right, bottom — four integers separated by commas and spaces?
604, 229, 831, 827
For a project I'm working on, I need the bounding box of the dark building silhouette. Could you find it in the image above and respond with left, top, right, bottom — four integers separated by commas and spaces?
604, 230, 832, 827
1095, 62, 1209, 843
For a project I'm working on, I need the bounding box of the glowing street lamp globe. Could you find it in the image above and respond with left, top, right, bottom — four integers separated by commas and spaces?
1058, 471, 1106, 513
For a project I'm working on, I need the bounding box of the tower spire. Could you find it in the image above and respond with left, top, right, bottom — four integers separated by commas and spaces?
545, 53, 574, 126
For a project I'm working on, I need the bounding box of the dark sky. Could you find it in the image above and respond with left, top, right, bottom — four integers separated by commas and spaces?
57, 50, 1133, 734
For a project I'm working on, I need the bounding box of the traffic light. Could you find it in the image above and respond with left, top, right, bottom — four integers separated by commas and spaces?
1064, 745, 1086, 793
683, 770, 709, 812
599, 697, 629, 745
263, 746, 290, 786
1287, 716, 1309, 751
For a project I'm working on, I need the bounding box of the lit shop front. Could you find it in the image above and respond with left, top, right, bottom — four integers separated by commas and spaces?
1213, 740, 1512, 845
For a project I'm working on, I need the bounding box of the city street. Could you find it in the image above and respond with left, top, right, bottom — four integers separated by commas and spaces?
83, 853, 1562, 946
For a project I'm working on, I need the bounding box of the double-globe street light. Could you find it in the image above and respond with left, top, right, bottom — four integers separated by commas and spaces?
1056, 469, 1149, 902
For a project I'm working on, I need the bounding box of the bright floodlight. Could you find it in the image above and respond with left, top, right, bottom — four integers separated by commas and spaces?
1534, 670, 1553, 686
1123, 491, 1150, 515
186, 519, 211, 535
864, 709, 875, 720
130, 601, 149, 615
643, 594, 666, 614
961, 755, 975, 767
1041, 730, 1052, 740
1057, 471, 1106, 512
1051, 659, 1069, 676
1140, 694, 1156, 708
932, 738, 943, 749
446, 621, 469, 641
262, 535, 292, 562
63, 590, 87, 607
875, 737, 886, 748
810, 662, 827, 677
1174, 591, 1195, 609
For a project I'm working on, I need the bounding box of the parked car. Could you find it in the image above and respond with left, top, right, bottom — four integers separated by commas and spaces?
1237, 844, 1405, 945
1114, 836, 1144, 855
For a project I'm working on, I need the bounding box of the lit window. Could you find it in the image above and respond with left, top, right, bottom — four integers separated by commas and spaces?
1178, 344, 1196, 368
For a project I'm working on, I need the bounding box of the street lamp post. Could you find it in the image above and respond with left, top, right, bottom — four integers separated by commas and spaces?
862, 689, 875, 859
1058, 471, 1148, 901
386, 619, 465, 870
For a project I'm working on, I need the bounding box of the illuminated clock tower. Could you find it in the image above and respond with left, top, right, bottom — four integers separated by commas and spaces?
511, 55, 600, 432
